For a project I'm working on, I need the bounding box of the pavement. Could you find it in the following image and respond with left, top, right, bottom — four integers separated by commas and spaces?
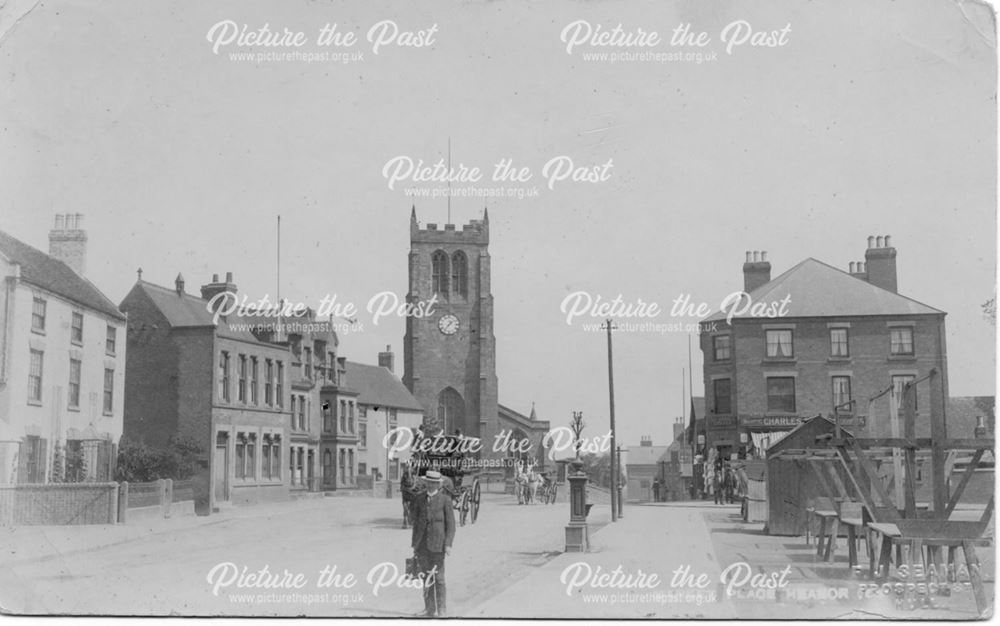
467, 501, 995, 619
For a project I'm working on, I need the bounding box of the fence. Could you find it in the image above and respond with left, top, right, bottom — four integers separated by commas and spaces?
119, 478, 196, 523
0, 482, 119, 525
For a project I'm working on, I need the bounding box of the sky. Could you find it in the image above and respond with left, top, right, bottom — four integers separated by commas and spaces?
1, 0, 996, 448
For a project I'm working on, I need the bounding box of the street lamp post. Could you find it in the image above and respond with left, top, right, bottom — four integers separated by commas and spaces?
616, 444, 624, 518
571, 411, 585, 460
603, 318, 618, 523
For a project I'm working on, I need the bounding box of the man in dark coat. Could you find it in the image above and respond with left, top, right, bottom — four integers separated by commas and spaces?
411, 470, 455, 617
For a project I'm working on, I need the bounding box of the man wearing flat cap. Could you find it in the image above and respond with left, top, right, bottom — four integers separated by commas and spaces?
411, 469, 455, 617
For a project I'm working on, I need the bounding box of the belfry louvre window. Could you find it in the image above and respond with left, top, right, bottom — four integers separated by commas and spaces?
451, 251, 468, 297
432, 250, 449, 295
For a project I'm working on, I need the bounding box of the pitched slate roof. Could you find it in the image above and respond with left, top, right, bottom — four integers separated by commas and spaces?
128, 280, 260, 342
344, 361, 424, 412
0, 229, 125, 320
703, 258, 944, 322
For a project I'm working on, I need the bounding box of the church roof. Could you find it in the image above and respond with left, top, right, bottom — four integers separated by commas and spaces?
0, 229, 124, 320
344, 361, 425, 412
703, 258, 944, 322
498, 403, 551, 431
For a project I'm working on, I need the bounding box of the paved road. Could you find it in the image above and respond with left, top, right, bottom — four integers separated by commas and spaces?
0, 493, 598, 617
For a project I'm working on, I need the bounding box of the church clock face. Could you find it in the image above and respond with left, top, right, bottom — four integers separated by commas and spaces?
438, 314, 460, 335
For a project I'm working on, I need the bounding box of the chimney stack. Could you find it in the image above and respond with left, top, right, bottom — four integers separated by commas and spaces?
48, 213, 88, 275
201, 272, 238, 309
640, 435, 653, 447
864, 234, 897, 293
378, 344, 395, 374
672, 420, 685, 441
849, 260, 868, 281
175, 273, 185, 296
742, 250, 772, 293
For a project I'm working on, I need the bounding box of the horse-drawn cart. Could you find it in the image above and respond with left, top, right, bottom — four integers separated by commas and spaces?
404, 433, 483, 526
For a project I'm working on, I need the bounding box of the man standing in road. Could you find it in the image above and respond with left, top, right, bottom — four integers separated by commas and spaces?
411, 470, 455, 617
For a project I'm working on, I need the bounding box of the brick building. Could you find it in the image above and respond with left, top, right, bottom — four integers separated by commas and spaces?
344, 351, 424, 487
699, 236, 948, 459
624, 437, 669, 502
403, 208, 550, 467
318, 363, 360, 491
0, 216, 127, 484
120, 272, 291, 512
243, 306, 341, 494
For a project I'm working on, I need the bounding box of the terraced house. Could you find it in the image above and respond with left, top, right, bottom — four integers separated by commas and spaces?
0, 215, 126, 484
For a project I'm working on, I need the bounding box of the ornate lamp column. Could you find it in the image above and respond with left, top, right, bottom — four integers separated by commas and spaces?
565, 457, 589, 552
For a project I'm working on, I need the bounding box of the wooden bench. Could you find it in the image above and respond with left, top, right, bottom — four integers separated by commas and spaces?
807, 497, 840, 561
838, 501, 866, 569
867, 522, 902, 579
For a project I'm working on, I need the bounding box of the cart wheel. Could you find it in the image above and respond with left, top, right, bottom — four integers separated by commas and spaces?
471, 479, 481, 524
458, 490, 469, 526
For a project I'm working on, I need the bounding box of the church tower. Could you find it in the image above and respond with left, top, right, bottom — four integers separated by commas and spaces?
403, 207, 499, 449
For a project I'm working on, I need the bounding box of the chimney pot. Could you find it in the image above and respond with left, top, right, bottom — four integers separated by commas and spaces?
864, 237, 898, 293
48, 212, 87, 275
212, 273, 219, 282
226, 271, 233, 282
867, 236, 875, 249
761, 251, 767, 262
884, 235, 891, 247
753, 251, 759, 262
745, 251, 752, 262
849, 262, 856, 273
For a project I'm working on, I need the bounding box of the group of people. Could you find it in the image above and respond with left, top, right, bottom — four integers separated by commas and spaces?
690, 449, 744, 504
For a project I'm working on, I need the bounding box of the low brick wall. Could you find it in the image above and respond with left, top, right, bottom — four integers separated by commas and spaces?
0, 483, 118, 526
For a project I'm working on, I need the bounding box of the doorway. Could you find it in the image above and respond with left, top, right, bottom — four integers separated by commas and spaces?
214, 432, 229, 503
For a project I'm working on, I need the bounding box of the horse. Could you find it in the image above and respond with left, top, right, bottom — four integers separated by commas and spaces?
400, 464, 415, 527
526, 468, 540, 505
514, 460, 539, 504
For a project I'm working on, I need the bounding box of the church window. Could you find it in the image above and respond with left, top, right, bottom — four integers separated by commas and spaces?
451, 251, 468, 297
432, 250, 450, 295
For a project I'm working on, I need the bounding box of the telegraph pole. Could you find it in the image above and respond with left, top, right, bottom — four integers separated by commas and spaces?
604, 318, 618, 522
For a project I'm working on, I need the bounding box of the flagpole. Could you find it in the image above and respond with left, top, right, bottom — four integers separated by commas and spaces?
688, 334, 695, 448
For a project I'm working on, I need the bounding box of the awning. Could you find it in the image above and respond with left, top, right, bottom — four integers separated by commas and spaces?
751, 430, 792, 454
